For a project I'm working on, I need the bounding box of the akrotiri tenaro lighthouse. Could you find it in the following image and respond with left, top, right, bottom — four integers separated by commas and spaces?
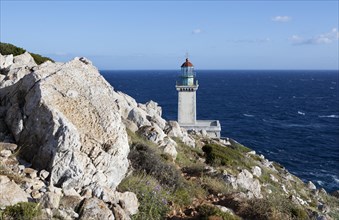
176, 58, 221, 138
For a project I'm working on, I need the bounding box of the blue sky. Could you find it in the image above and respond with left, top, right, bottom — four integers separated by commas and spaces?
1, 1, 338, 70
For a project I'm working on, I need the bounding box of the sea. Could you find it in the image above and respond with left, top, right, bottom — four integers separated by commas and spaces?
101, 70, 339, 192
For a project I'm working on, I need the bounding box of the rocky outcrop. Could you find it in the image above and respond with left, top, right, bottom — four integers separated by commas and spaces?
1, 56, 130, 190
0, 52, 37, 88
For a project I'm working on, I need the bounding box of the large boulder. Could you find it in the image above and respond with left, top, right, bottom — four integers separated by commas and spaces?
0, 57, 130, 190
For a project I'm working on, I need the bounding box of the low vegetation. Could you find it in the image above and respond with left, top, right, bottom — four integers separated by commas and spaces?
0, 202, 41, 220
121, 130, 339, 219
0, 42, 54, 65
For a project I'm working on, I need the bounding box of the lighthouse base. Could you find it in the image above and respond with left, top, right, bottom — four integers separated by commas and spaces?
179, 120, 221, 138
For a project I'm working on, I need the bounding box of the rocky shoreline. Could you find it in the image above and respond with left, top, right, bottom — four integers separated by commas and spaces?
1, 52, 338, 219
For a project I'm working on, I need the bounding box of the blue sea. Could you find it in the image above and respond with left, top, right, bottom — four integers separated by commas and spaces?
101, 70, 339, 192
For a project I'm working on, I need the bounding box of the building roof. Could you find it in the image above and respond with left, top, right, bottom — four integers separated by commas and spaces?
181, 58, 194, 67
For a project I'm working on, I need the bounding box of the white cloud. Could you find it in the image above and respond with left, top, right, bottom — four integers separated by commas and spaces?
289, 28, 339, 45
192, 28, 202, 34
272, 16, 291, 22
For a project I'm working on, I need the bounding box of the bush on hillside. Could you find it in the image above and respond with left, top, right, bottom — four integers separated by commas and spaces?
0, 202, 41, 220
0, 42, 54, 65
202, 144, 245, 167
128, 142, 183, 188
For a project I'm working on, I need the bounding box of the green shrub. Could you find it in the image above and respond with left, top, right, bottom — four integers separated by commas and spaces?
118, 173, 169, 220
291, 207, 309, 220
128, 143, 183, 188
202, 176, 234, 195
0, 42, 53, 64
0, 42, 25, 56
1, 202, 41, 220
197, 204, 241, 220
202, 144, 245, 167
169, 181, 206, 207
182, 163, 205, 177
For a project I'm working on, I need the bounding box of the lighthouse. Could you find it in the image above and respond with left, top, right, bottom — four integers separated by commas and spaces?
175, 57, 221, 138
176, 58, 198, 124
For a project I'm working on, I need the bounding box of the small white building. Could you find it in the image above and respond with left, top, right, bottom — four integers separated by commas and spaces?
176, 58, 221, 138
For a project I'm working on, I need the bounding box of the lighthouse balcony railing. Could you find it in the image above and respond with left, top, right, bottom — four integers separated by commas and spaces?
176, 79, 199, 87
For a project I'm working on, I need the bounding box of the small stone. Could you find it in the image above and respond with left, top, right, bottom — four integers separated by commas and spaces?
319, 188, 327, 195
247, 151, 256, 155
114, 191, 139, 215
39, 192, 61, 209
39, 170, 49, 180
39, 187, 47, 193
270, 174, 278, 182
32, 180, 45, 190
251, 166, 262, 177
81, 188, 92, 199
0, 149, 11, 158
23, 168, 37, 179
0, 143, 18, 152
18, 165, 25, 171
31, 189, 42, 199
307, 181, 317, 190
63, 187, 80, 197
215, 205, 234, 214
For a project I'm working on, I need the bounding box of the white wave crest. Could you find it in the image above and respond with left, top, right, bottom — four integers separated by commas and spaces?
318, 115, 339, 118
243, 114, 254, 117
298, 111, 305, 115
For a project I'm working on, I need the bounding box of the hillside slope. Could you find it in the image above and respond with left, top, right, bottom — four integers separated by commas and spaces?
0, 53, 338, 220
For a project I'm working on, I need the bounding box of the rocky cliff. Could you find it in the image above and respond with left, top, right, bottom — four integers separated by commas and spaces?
0, 53, 338, 220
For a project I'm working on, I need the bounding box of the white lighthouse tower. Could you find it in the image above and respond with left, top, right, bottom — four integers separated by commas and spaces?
176, 57, 221, 138
176, 58, 198, 124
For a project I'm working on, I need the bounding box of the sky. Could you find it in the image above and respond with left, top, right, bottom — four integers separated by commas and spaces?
1, 0, 338, 70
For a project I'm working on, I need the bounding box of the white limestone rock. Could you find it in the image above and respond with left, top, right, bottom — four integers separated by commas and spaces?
12, 52, 36, 68
159, 137, 178, 161
122, 119, 138, 133
0, 149, 11, 158
145, 100, 162, 117
0, 54, 13, 69
137, 124, 166, 144
0, 175, 30, 207
113, 91, 138, 119
0, 52, 37, 89
149, 114, 167, 130
181, 129, 195, 147
307, 181, 317, 190
114, 191, 139, 216
251, 166, 262, 177
1, 57, 130, 190
127, 107, 151, 128
235, 169, 262, 198
78, 198, 115, 220
164, 121, 183, 138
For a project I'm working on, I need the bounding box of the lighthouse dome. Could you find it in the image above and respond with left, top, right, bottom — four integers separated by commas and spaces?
181, 58, 194, 67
